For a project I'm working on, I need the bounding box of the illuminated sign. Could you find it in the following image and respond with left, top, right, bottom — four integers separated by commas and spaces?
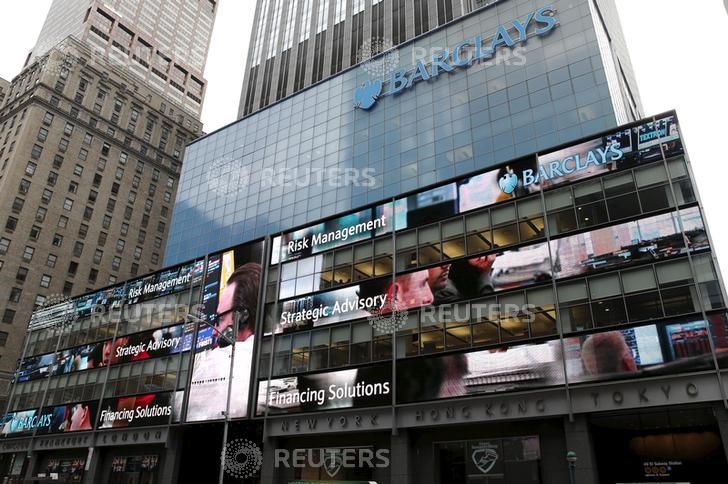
354, 5, 558, 110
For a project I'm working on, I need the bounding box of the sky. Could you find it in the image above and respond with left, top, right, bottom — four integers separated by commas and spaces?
1, 0, 727, 276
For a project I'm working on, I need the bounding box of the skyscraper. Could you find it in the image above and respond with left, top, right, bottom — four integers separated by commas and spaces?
28, 0, 217, 117
239, 0, 641, 119
0, 0, 217, 412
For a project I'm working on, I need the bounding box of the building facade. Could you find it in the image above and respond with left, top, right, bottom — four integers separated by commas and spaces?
168, 0, 642, 266
239, 0, 641, 118
0, 78, 9, 107
29, 0, 217, 117
2, 112, 728, 484
0, 38, 202, 413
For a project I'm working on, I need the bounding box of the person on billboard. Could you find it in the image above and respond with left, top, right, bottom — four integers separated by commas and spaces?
357, 270, 435, 313
580, 331, 638, 378
187, 262, 262, 420
427, 255, 497, 303
66, 403, 93, 431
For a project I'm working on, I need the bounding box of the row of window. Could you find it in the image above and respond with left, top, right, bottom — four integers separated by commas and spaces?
272, 157, 695, 301
24, 287, 200, 358
261, 254, 724, 377
10, 354, 188, 411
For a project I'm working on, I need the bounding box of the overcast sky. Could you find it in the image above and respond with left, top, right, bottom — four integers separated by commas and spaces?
1, 0, 727, 277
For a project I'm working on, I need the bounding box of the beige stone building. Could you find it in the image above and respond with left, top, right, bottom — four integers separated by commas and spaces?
0, 78, 9, 107
0, 38, 203, 409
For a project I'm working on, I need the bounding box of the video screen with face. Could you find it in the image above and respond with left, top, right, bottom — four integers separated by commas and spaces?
268, 205, 706, 335
564, 318, 718, 384
186, 240, 265, 422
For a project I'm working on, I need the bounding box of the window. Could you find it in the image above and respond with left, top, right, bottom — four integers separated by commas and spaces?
57, 139, 68, 153
68, 181, 78, 193
112, 256, 121, 271
25, 161, 37, 176
97, 158, 106, 171
29, 225, 41, 240
46, 253, 57, 268
88, 268, 98, 283
124, 206, 133, 220
43, 111, 54, 125
22, 246, 34, 262
5, 216, 18, 232
9, 287, 22, 303
47, 171, 58, 186
166, 176, 174, 188
128, 191, 137, 203
53, 154, 64, 168
18, 179, 30, 194
63, 198, 74, 211
163, 191, 171, 203
41, 189, 53, 203
102, 215, 112, 229
68, 262, 78, 277
63, 281, 73, 295
78, 223, 88, 239
37, 127, 49, 141
115, 167, 124, 180
78, 148, 88, 161
31, 143, 43, 158
83, 206, 93, 220
93, 249, 103, 264
88, 190, 98, 202
136, 160, 145, 174
0, 238, 9, 255
157, 221, 165, 233
64, 122, 75, 136
0, 331, 8, 346
116, 239, 125, 253
73, 164, 84, 176
102, 142, 110, 156
133, 246, 142, 259
120, 223, 129, 236
132, 175, 141, 188
83, 132, 93, 145
151, 253, 159, 264
138, 230, 146, 243
34, 295, 47, 308
58, 215, 68, 228
35, 206, 47, 222
119, 152, 128, 165
130, 262, 139, 275
2, 309, 15, 324
15, 266, 28, 283
12, 197, 24, 213
98, 232, 107, 246
93, 173, 103, 187
144, 199, 153, 212
40, 274, 52, 288
154, 236, 162, 249
152, 168, 160, 181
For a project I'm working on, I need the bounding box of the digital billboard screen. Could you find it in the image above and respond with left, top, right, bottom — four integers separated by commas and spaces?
257, 363, 392, 416
1, 400, 98, 437
98, 391, 180, 429
186, 240, 265, 421
17, 322, 192, 382
269, 207, 706, 334
564, 317, 719, 384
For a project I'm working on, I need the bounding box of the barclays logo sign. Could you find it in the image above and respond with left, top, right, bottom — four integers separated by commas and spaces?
355, 5, 558, 110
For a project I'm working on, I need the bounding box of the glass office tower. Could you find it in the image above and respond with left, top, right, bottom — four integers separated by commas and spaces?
165, 0, 643, 265
2, 112, 728, 484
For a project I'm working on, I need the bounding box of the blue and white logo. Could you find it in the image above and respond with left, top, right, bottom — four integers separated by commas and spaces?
354, 79, 383, 110
354, 5, 558, 110
499, 172, 519, 195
